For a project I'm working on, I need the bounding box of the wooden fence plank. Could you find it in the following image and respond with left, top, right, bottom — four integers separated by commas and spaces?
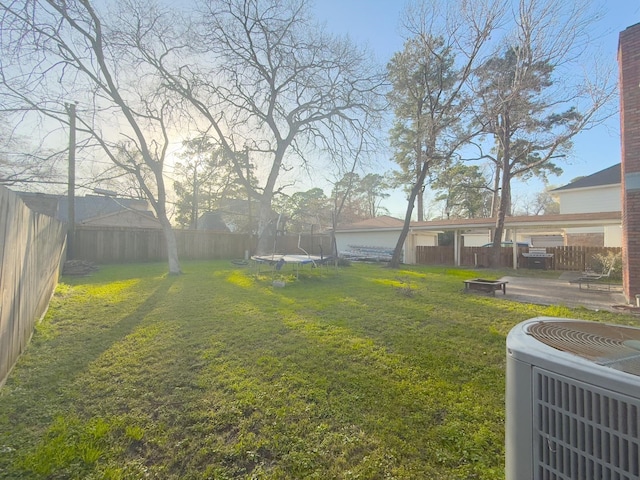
0, 186, 66, 387
416, 245, 621, 271
70, 226, 332, 264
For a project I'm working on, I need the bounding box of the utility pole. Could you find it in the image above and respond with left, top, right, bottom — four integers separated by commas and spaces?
192, 166, 198, 230
66, 102, 77, 258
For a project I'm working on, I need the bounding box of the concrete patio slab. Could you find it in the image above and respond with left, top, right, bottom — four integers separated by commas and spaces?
497, 274, 628, 313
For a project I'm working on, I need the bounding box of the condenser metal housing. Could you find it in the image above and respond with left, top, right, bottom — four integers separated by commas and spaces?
506, 317, 640, 480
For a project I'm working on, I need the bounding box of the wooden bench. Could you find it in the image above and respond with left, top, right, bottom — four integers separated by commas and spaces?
464, 278, 508, 296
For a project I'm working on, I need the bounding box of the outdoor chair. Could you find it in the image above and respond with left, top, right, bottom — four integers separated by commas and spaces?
570, 265, 615, 290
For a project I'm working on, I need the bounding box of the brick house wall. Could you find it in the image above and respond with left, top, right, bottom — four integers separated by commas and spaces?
619, 23, 640, 302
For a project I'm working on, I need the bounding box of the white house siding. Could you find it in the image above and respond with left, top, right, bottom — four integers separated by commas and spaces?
334, 230, 402, 255
462, 230, 532, 246
462, 232, 491, 246
605, 225, 622, 247
563, 226, 622, 247
414, 233, 438, 246
403, 232, 439, 264
530, 235, 564, 247
555, 185, 621, 247
557, 185, 621, 214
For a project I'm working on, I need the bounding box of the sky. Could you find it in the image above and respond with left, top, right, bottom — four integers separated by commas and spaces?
309, 0, 640, 218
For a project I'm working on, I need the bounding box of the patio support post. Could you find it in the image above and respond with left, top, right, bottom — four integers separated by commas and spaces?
512, 228, 519, 270
454, 229, 461, 266
405, 230, 416, 264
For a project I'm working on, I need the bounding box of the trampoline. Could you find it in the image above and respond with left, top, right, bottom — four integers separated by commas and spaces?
251, 254, 330, 278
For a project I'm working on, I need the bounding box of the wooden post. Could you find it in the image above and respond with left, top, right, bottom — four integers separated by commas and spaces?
66, 102, 76, 258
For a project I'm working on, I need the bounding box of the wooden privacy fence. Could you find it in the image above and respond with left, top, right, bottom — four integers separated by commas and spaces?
415, 245, 455, 265
416, 245, 622, 271
71, 226, 332, 264
0, 186, 67, 387
547, 246, 622, 271
461, 247, 526, 268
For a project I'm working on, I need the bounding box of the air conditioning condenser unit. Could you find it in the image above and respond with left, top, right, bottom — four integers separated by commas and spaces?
506, 317, 640, 479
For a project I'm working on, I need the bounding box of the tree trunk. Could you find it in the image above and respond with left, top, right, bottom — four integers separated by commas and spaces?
159, 216, 181, 275
389, 160, 429, 268
491, 160, 511, 267
255, 197, 276, 255
491, 162, 501, 217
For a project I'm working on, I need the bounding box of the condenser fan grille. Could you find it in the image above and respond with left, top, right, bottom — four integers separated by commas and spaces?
533, 367, 640, 479
527, 321, 640, 376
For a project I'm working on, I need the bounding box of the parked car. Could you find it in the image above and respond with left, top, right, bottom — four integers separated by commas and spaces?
481, 241, 530, 248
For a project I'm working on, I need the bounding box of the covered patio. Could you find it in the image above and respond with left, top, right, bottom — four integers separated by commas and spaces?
405, 211, 621, 268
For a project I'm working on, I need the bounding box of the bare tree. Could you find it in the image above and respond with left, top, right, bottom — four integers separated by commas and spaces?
0, 105, 72, 188
125, 0, 386, 255
513, 185, 560, 216
0, 0, 183, 273
0, 135, 66, 188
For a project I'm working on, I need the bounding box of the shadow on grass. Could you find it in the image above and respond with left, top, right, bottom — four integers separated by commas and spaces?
0, 263, 549, 478
2, 275, 177, 425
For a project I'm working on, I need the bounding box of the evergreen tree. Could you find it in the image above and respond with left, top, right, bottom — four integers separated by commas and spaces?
470, 0, 615, 265
385, 0, 502, 267
432, 164, 492, 219
275, 188, 332, 234
173, 136, 249, 229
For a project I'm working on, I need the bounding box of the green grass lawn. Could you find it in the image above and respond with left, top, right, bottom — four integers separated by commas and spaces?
0, 261, 634, 479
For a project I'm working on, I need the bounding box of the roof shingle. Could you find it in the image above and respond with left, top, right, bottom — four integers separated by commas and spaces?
552, 163, 620, 191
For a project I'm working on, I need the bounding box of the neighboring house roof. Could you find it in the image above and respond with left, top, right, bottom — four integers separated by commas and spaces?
81, 209, 161, 229
58, 195, 151, 223
17, 191, 159, 227
195, 211, 230, 232
409, 211, 621, 231
17, 192, 62, 217
335, 215, 405, 231
552, 163, 621, 192
335, 211, 621, 233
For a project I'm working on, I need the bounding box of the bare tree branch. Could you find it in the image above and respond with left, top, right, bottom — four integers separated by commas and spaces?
0, 0, 184, 273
